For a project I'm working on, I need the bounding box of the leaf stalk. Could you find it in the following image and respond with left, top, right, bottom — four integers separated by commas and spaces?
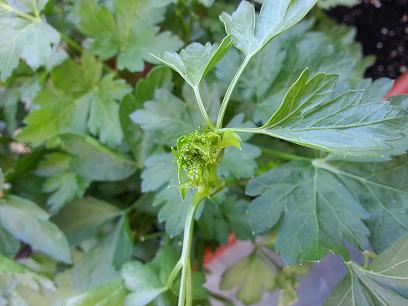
193, 86, 215, 129
216, 55, 252, 128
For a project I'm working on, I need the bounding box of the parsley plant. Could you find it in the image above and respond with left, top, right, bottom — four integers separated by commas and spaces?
1, 0, 408, 305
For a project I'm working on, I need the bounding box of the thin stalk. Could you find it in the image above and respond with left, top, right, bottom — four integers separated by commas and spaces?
0, 3, 40, 23
216, 56, 251, 128
258, 246, 282, 268
262, 148, 311, 161
225, 126, 261, 134
177, 193, 202, 306
32, 1, 40, 18
60, 32, 82, 53
166, 260, 183, 288
193, 86, 214, 129
363, 250, 376, 268
138, 232, 163, 242
208, 291, 235, 304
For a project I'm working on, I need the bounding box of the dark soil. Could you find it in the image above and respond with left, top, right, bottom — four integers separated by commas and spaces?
328, 0, 408, 79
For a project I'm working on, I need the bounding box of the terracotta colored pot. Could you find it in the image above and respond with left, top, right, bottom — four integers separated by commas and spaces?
203, 233, 237, 267
386, 71, 408, 98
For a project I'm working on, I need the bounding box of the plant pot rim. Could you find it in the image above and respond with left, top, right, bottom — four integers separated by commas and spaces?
386, 71, 408, 98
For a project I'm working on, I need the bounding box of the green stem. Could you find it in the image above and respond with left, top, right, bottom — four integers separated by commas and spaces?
59, 32, 82, 53
262, 148, 311, 161
0, 3, 40, 23
193, 86, 214, 129
225, 127, 260, 134
166, 260, 182, 289
138, 232, 163, 242
177, 193, 202, 306
258, 246, 282, 268
185, 263, 193, 305
216, 56, 251, 128
363, 250, 376, 268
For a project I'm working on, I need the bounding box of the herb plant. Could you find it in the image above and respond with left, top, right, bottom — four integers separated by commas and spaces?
1, 0, 408, 306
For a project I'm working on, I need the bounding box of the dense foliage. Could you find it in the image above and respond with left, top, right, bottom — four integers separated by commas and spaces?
1, 0, 408, 305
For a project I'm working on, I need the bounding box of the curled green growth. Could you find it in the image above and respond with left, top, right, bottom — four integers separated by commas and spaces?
173, 129, 240, 198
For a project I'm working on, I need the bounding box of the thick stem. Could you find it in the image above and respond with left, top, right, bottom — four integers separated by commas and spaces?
177, 193, 202, 306
216, 56, 251, 128
193, 86, 214, 129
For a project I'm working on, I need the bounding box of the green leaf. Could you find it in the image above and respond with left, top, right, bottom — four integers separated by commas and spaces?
131, 89, 200, 146
220, 252, 276, 305
0, 253, 56, 298
391, 94, 408, 110
141, 153, 191, 236
76, 0, 182, 72
258, 69, 408, 159
198, 200, 229, 243
0, 0, 60, 80
16, 85, 90, 146
121, 261, 165, 306
0, 195, 71, 263
53, 197, 122, 246
216, 20, 374, 124
222, 198, 252, 241
120, 245, 200, 305
119, 66, 173, 165
153, 35, 232, 87
156, 188, 191, 237
248, 155, 408, 264
199, 193, 251, 243
0, 168, 3, 195
131, 79, 223, 147
218, 114, 260, 179
65, 278, 128, 306
220, 0, 317, 57
17, 54, 131, 147
316, 156, 408, 253
0, 226, 20, 258
150, 245, 179, 285
87, 74, 132, 147
36, 153, 89, 214
112, 214, 133, 269
59, 133, 136, 181
198, 0, 214, 7
72, 214, 133, 291
0, 76, 41, 133
326, 233, 408, 306
219, 142, 261, 180
247, 160, 370, 265
0, 253, 25, 274
141, 154, 175, 192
